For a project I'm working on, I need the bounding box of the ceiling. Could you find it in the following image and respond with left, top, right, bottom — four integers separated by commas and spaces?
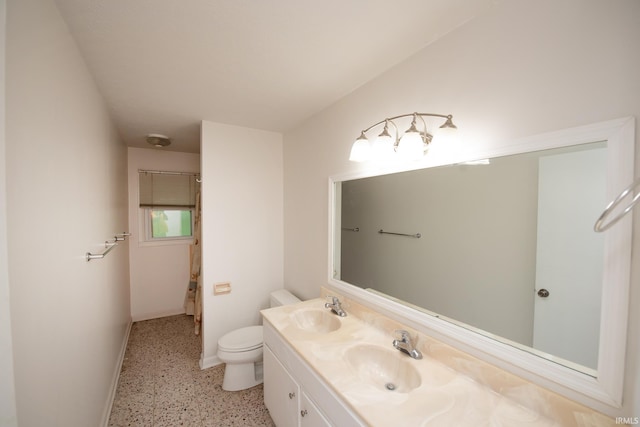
54, 0, 495, 153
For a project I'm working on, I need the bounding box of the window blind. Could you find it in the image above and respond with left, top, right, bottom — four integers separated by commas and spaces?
139, 171, 197, 208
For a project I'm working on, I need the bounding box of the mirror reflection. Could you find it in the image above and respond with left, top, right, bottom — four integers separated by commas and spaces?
335, 141, 607, 372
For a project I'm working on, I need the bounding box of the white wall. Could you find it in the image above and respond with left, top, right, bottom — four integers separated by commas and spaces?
200, 120, 283, 368
127, 147, 200, 321
5, 0, 130, 425
283, 0, 640, 417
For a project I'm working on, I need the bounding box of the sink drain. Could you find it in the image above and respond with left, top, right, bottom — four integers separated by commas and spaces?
385, 383, 396, 391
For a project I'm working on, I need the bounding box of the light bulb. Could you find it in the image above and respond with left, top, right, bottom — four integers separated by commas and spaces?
433, 125, 457, 145
397, 131, 423, 161
430, 126, 459, 160
372, 134, 394, 161
349, 132, 371, 162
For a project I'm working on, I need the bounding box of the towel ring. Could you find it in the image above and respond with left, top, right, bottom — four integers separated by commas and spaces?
594, 177, 640, 232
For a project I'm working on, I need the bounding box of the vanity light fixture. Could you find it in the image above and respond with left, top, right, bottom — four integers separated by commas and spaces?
349, 112, 457, 162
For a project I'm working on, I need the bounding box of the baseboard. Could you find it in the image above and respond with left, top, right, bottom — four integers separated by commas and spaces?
132, 308, 186, 322
100, 317, 133, 427
200, 353, 222, 370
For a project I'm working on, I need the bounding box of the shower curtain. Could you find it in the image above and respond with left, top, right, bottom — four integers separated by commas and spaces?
185, 188, 202, 335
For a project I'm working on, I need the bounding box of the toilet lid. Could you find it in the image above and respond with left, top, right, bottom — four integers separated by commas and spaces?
218, 326, 263, 352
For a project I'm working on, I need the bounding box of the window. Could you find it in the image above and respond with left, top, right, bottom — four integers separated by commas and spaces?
139, 170, 199, 243
149, 208, 193, 239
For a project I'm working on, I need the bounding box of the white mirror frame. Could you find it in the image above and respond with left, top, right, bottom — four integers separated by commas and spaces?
328, 117, 634, 414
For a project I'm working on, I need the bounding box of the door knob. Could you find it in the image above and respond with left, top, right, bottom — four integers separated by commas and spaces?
537, 289, 550, 298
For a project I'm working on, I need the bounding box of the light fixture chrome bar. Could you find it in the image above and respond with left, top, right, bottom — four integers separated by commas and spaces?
86, 241, 118, 261
378, 229, 421, 238
360, 112, 454, 134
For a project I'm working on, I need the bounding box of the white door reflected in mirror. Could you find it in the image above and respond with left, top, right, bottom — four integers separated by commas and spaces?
533, 146, 606, 371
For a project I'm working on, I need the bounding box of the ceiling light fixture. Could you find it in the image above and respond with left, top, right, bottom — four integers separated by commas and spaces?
146, 133, 171, 148
349, 112, 457, 162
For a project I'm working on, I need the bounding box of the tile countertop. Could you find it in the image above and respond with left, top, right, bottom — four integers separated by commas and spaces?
261, 296, 616, 427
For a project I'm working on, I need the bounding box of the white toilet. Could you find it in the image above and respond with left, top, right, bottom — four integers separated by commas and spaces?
217, 289, 301, 391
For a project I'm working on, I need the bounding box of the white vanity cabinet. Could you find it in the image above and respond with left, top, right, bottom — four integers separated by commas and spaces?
264, 346, 331, 427
262, 321, 364, 427
264, 345, 299, 426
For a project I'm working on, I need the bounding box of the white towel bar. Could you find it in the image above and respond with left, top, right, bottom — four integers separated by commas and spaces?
85, 232, 130, 261
594, 177, 640, 232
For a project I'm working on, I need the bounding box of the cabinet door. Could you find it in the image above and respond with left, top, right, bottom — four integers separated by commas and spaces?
300, 392, 332, 427
264, 345, 299, 427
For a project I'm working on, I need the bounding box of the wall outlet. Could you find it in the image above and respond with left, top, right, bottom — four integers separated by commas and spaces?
213, 282, 231, 295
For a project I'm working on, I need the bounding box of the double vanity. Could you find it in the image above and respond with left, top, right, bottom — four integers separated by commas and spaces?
261, 291, 616, 426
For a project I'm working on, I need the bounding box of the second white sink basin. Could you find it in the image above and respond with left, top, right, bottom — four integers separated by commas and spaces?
345, 344, 422, 393
292, 308, 342, 333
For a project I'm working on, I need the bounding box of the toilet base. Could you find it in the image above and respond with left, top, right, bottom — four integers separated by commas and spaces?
222, 361, 264, 391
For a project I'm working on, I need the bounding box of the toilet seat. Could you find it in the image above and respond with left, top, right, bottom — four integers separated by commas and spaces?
218, 325, 263, 352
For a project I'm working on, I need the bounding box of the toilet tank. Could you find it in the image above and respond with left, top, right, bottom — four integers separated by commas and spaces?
270, 289, 301, 307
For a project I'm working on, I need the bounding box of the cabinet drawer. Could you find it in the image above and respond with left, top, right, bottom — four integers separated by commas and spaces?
300, 392, 332, 427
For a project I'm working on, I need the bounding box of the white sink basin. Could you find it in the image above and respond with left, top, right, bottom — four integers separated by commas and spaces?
291, 308, 342, 333
345, 344, 422, 393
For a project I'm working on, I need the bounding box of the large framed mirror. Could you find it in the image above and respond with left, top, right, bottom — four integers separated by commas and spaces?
328, 117, 634, 412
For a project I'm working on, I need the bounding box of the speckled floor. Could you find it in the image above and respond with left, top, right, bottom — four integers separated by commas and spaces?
108, 315, 275, 427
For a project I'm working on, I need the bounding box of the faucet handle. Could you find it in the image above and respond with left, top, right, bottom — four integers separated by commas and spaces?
394, 329, 410, 342
324, 296, 347, 316
326, 295, 340, 305
392, 330, 423, 359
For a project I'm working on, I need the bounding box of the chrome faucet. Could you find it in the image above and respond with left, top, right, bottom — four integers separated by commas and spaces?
392, 330, 422, 359
324, 296, 347, 317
